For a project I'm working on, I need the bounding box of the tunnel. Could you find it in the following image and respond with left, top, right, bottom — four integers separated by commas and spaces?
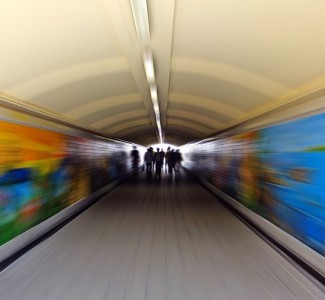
0, 1, 324, 299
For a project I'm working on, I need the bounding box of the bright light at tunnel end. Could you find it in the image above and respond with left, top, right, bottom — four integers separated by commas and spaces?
150, 143, 178, 151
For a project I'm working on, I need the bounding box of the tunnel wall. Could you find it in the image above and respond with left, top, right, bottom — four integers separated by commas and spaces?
0, 105, 138, 258
181, 109, 325, 261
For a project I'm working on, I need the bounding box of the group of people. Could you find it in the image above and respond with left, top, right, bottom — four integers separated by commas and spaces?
131, 146, 183, 181
144, 146, 183, 180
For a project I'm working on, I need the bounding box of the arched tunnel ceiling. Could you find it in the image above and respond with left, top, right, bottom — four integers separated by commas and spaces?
1, 1, 325, 146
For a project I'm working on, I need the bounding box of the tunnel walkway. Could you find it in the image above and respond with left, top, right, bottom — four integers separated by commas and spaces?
0, 171, 323, 300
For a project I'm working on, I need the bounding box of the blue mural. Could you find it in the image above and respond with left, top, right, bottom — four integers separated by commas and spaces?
183, 112, 325, 255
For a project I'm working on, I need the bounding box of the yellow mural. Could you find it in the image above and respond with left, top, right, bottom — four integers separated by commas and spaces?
0, 120, 67, 175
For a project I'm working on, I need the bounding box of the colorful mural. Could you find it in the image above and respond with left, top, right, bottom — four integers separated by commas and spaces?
182, 112, 325, 255
0, 119, 130, 245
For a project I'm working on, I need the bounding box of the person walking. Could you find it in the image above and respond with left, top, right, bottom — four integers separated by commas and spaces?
165, 146, 171, 172
131, 146, 139, 170
154, 148, 164, 181
144, 147, 154, 175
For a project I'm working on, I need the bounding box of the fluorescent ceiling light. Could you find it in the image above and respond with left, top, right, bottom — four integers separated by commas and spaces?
130, 0, 163, 144
157, 122, 163, 143
150, 85, 162, 142
150, 85, 158, 101
143, 48, 155, 84
153, 106, 159, 114
129, 0, 150, 46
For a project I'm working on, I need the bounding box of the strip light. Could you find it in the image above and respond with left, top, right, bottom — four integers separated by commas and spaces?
130, 0, 163, 143
143, 48, 155, 85
150, 85, 158, 107
129, 0, 150, 45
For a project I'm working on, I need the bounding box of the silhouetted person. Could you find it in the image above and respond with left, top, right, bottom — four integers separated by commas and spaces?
160, 149, 165, 166
165, 146, 171, 172
168, 149, 176, 175
144, 147, 154, 175
175, 149, 183, 166
154, 147, 164, 181
175, 149, 183, 176
131, 146, 139, 169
